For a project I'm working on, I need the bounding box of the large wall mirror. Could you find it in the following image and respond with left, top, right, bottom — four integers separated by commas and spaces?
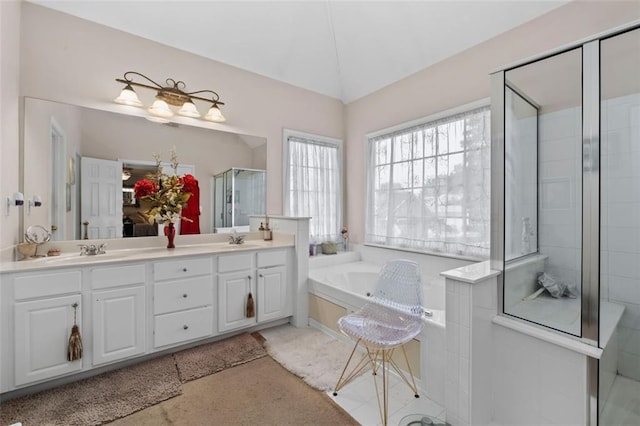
22, 97, 267, 241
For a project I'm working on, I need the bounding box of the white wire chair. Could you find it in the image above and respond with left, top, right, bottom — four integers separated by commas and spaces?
333, 259, 424, 425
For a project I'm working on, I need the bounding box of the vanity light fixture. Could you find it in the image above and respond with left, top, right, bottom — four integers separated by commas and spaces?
114, 71, 226, 123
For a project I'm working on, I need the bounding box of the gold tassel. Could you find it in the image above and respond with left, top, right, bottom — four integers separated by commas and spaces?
67, 303, 83, 361
246, 292, 255, 318
67, 324, 83, 361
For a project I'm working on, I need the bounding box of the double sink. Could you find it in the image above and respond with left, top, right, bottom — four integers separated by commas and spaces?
38, 242, 267, 266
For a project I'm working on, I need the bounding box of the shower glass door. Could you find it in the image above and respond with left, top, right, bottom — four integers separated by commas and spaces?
503, 47, 584, 336
599, 27, 640, 425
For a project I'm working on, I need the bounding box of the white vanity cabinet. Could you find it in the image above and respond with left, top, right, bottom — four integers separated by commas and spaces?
12, 270, 83, 386
257, 250, 291, 322
218, 249, 291, 332
1, 238, 297, 395
152, 256, 214, 348
218, 252, 256, 332
91, 263, 146, 366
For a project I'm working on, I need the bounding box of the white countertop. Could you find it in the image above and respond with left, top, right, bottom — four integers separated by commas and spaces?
1, 234, 294, 273
440, 260, 500, 284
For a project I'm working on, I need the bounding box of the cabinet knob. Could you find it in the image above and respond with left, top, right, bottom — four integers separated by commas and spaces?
183, 325, 189, 330
259, 273, 264, 278
182, 293, 188, 298
182, 268, 187, 272
248, 275, 252, 280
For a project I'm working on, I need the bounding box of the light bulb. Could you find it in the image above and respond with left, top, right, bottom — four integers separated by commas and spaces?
114, 85, 142, 107
204, 104, 226, 122
148, 99, 174, 118
178, 101, 200, 118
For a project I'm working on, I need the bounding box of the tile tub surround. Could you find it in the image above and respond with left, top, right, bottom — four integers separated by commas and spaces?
441, 261, 499, 426
442, 261, 588, 426
442, 261, 626, 426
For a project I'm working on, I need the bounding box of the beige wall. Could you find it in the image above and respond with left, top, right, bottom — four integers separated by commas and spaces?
0, 2, 344, 249
1, 1, 21, 249
3, 1, 639, 250
344, 1, 640, 243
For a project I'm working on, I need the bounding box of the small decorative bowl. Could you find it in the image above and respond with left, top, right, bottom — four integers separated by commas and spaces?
17, 243, 38, 260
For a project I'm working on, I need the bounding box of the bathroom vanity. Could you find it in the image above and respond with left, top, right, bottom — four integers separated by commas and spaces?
0, 238, 295, 395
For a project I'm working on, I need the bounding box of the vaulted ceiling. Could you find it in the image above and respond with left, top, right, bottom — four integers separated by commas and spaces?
31, 1, 568, 103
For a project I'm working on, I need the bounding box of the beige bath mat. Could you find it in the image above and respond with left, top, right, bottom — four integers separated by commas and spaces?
0, 354, 181, 426
264, 326, 361, 391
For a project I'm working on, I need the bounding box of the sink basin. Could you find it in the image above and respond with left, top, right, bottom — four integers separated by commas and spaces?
42, 251, 128, 264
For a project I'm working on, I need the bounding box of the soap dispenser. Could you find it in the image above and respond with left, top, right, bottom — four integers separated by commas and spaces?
263, 217, 272, 241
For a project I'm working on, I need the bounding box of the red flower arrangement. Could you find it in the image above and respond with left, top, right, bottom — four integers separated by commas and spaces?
133, 147, 192, 225
133, 179, 158, 198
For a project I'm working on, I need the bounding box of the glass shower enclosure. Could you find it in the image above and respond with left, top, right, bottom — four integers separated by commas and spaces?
213, 168, 266, 232
492, 25, 639, 425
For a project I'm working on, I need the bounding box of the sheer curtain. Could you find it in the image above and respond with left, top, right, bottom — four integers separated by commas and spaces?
366, 106, 490, 258
284, 133, 342, 242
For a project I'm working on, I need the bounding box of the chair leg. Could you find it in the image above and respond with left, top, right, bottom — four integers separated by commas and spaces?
388, 345, 420, 397
333, 339, 373, 396
370, 349, 391, 426
334, 343, 420, 426
373, 346, 421, 426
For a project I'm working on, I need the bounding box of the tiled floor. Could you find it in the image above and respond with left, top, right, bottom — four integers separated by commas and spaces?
600, 375, 640, 425
329, 369, 445, 426
261, 324, 445, 426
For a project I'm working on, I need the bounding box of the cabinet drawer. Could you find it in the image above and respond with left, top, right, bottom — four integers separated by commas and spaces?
154, 306, 213, 348
153, 257, 212, 281
257, 250, 287, 268
14, 271, 82, 300
91, 263, 146, 289
154, 275, 213, 315
218, 253, 254, 273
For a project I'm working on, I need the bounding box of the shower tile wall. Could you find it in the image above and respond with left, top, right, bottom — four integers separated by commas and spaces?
601, 92, 640, 381
538, 107, 582, 297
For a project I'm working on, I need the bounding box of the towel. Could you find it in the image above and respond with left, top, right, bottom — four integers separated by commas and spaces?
537, 272, 577, 299
180, 174, 200, 234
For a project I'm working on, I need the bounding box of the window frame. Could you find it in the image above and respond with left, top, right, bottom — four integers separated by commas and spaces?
365, 99, 490, 260
282, 128, 343, 241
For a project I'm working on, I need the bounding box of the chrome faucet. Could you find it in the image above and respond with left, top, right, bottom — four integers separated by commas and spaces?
228, 231, 245, 245
79, 243, 107, 256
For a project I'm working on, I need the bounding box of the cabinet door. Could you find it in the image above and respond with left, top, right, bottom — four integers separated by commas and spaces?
93, 286, 146, 366
218, 271, 256, 332
14, 294, 82, 386
257, 266, 290, 322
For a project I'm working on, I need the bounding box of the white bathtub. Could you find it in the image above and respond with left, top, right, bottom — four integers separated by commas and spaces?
309, 260, 445, 325
308, 259, 446, 405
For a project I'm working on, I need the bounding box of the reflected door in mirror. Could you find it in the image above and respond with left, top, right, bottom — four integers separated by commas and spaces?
80, 157, 123, 239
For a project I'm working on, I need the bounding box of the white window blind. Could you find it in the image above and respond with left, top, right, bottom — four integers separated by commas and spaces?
284, 132, 342, 242
366, 106, 490, 258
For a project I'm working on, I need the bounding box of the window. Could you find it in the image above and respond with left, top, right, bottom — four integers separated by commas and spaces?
283, 130, 342, 242
366, 105, 490, 258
